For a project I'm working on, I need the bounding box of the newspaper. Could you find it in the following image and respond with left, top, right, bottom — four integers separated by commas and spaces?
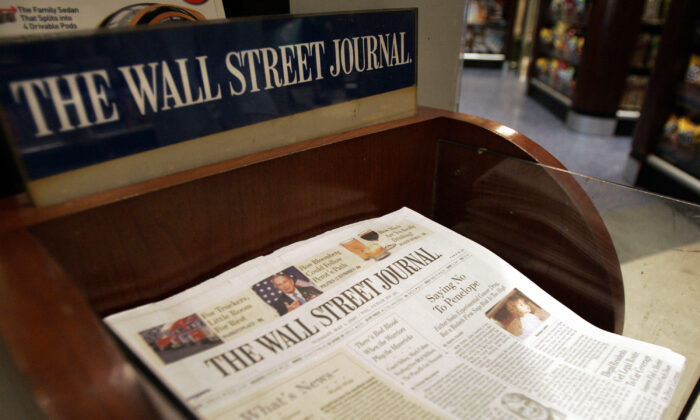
105, 208, 685, 420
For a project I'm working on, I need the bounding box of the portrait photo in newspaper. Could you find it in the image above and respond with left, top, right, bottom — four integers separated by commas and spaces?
252, 267, 323, 316
486, 289, 550, 340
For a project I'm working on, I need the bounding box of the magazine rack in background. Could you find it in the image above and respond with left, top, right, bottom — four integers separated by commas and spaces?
0, 107, 622, 418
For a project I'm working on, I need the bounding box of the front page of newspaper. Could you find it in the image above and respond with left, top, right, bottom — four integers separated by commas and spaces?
105, 208, 685, 420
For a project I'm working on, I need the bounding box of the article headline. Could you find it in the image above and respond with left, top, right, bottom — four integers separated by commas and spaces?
202, 247, 442, 379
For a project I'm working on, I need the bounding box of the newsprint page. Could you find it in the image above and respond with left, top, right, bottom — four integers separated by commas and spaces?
105, 208, 685, 420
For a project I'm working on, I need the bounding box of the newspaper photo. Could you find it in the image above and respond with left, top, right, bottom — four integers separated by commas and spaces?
105, 207, 685, 419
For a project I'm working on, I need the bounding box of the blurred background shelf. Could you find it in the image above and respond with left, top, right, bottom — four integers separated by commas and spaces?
631, 0, 700, 203
526, 0, 672, 136
463, 0, 517, 67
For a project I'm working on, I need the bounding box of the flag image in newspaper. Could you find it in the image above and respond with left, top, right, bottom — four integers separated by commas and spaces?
252, 267, 323, 316
138, 313, 223, 364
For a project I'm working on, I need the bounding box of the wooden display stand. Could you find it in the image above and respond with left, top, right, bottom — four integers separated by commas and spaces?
0, 107, 622, 418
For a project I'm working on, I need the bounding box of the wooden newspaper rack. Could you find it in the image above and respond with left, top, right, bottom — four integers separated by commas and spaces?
0, 107, 623, 418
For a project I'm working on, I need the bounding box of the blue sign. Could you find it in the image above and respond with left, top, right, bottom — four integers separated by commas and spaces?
0, 10, 416, 180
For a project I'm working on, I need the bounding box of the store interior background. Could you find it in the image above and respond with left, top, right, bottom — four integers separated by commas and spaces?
459, 0, 699, 203
0, 1, 698, 419
459, 0, 633, 185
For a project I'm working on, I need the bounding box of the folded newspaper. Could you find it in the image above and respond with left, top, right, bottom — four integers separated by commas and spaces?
105, 208, 685, 419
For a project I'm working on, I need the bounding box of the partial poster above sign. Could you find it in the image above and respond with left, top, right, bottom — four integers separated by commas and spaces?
0, 1, 226, 37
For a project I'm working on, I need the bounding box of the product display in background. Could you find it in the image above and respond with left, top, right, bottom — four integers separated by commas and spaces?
0, 1, 225, 37
676, 54, 700, 113
538, 22, 584, 65
641, 0, 672, 24
685, 54, 700, 88
647, 34, 661, 68
630, 33, 661, 70
464, 0, 508, 54
549, 0, 587, 24
619, 0, 668, 115
657, 115, 700, 177
655, 54, 700, 178
620, 75, 650, 111
105, 207, 685, 419
535, 57, 575, 96
531, 0, 587, 98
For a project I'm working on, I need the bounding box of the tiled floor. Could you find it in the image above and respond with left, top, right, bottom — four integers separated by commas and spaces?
458, 67, 634, 185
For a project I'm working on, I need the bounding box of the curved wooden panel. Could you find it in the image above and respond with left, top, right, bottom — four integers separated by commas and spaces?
0, 230, 160, 419
433, 141, 622, 333
426, 113, 623, 333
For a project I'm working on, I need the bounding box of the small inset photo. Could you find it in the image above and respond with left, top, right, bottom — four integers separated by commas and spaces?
252, 267, 323, 316
340, 229, 396, 261
500, 392, 566, 420
139, 314, 222, 364
486, 289, 549, 339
